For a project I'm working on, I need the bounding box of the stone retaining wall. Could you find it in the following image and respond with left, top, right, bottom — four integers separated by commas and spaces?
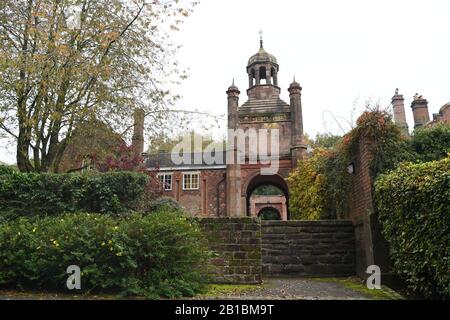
199, 218, 262, 284
261, 220, 356, 276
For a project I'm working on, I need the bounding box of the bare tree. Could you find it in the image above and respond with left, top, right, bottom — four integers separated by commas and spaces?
0, 0, 198, 172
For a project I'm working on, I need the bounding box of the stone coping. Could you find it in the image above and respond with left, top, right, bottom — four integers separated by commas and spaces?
262, 220, 353, 226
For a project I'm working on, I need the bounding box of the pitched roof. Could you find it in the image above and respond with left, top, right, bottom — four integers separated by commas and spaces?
145, 151, 227, 170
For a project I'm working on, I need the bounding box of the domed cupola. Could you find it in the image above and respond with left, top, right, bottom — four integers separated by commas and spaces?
247, 34, 279, 88
248, 47, 278, 66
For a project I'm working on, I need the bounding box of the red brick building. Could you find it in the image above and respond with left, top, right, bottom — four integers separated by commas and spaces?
144, 38, 306, 219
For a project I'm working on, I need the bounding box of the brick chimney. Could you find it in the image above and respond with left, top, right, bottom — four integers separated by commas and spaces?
411, 94, 430, 129
391, 89, 408, 135
132, 108, 145, 155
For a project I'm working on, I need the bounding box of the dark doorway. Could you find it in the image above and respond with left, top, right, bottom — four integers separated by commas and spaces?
258, 207, 282, 221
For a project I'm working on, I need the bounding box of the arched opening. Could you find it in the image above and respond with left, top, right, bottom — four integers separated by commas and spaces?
258, 207, 281, 221
259, 66, 267, 84
246, 174, 289, 220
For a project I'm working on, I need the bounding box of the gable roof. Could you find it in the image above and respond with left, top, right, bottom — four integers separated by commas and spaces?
145, 151, 227, 171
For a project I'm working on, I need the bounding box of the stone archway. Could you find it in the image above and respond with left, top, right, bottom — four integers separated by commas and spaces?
258, 206, 282, 221
245, 173, 289, 220
250, 195, 287, 221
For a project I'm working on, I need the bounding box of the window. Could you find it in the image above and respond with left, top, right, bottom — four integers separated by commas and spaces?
183, 172, 200, 190
158, 174, 173, 191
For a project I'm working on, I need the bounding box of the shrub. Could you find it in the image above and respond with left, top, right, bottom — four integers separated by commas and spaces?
375, 157, 450, 299
0, 165, 15, 175
145, 197, 183, 214
287, 147, 350, 220
0, 211, 209, 298
346, 110, 417, 177
287, 148, 329, 220
0, 171, 148, 218
411, 124, 450, 162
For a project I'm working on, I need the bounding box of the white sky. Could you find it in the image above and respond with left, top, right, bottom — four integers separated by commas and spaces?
1, 0, 449, 164
173, 0, 450, 135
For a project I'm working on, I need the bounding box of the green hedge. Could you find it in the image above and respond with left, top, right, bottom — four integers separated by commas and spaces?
375, 157, 450, 299
0, 212, 209, 298
0, 165, 16, 175
411, 124, 450, 162
0, 171, 148, 218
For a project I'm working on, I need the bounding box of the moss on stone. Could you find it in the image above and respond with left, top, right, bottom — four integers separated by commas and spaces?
309, 277, 404, 300
199, 284, 262, 298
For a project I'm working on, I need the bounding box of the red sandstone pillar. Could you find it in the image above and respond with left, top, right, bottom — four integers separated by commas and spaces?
226, 82, 243, 217
288, 79, 307, 167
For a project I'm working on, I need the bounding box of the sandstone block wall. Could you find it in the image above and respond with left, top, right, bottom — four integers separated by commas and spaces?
199, 218, 262, 284
261, 220, 356, 276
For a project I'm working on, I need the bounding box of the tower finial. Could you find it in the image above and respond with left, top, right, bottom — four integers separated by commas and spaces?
259, 28, 263, 48
232, 78, 235, 86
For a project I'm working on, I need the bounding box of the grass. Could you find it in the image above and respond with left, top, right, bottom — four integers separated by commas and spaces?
0, 289, 120, 300
197, 283, 262, 298
310, 277, 404, 300
0, 284, 262, 300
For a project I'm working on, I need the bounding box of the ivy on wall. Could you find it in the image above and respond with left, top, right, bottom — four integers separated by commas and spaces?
287, 140, 350, 220
288, 109, 450, 221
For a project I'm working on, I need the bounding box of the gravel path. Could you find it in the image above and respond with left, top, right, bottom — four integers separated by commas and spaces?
201, 278, 373, 300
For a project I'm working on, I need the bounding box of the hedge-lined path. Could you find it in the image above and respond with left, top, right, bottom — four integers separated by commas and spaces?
197, 277, 404, 300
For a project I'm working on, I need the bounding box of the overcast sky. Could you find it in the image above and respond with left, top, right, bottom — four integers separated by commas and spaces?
173, 0, 450, 136
1, 0, 449, 164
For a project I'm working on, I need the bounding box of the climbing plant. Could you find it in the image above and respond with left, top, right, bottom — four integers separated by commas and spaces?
288, 108, 417, 220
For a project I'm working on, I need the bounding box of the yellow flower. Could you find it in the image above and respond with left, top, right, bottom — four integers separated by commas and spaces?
52, 240, 59, 247
113, 226, 119, 231
101, 242, 106, 246
32, 227, 37, 233
108, 240, 113, 245
116, 252, 123, 257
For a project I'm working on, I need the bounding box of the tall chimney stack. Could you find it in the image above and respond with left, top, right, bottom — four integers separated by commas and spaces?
132, 108, 145, 155
288, 78, 307, 167
411, 94, 430, 129
391, 89, 408, 135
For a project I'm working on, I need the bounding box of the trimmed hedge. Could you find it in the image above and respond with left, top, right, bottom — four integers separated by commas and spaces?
375, 157, 450, 299
411, 123, 450, 162
0, 171, 148, 218
0, 212, 209, 298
